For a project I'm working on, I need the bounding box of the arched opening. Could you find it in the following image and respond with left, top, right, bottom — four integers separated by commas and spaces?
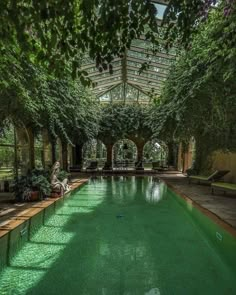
113, 139, 137, 169
0, 123, 17, 190
34, 133, 44, 169
143, 140, 168, 169
83, 139, 107, 169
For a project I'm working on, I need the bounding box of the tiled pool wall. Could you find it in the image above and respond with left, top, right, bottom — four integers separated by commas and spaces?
0, 181, 87, 274
168, 187, 236, 272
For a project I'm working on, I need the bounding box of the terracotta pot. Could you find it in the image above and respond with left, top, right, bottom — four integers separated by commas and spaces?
51, 192, 61, 198
30, 191, 40, 201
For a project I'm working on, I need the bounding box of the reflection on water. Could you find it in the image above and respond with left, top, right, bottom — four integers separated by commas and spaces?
90, 176, 167, 205
145, 288, 161, 295
145, 179, 167, 204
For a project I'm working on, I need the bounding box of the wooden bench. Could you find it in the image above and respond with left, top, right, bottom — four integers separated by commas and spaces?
211, 182, 236, 195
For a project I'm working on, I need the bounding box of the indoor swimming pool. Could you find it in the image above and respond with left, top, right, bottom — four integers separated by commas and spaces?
0, 176, 235, 295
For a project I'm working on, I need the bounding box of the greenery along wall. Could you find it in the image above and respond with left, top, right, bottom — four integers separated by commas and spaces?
0, 42, 101, 145
148, 1, 236, 173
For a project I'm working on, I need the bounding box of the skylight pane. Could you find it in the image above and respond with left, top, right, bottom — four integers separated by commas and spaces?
153, 3, 167, 20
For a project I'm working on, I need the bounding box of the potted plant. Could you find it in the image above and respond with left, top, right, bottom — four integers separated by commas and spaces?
13, 175, 32, 201
31, 172, 51, 200
13, 169, 51, 202
57, 170, 70, 182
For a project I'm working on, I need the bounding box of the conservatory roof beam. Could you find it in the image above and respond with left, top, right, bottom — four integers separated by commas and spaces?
127, 82, 150, 96
127, 80, 161, 90
127, 56, 169, 69
126, 65, 168, 78
92, 74, 121, 84
96, 83, 123, 98
130, 46, 175, 60
88, 68, 122, 78
121, 50, 128, 83
93, 81, 122, 90
128, 74, 164, 85
81, 58, 121, 70
141, 87, 161, 94
151, 0, 169, 5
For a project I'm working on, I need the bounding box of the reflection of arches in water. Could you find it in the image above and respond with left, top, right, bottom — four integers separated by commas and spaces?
144, 140, 168, 165
90, 177, 161, 294
111, 176, 137, 203
83, 139, 107, 167
145, 178, 167, 204
145, 288, 161, 295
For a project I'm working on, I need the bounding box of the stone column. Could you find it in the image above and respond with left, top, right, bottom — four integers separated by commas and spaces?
51, 138, 57, 164
42, 129, 53, 169
61, 140, 68, 171
16, 127, 35, 174
68, 145, 73, 168
103, 143, 113, 170
74, 144, 83, 170
16, 127, 30, 176
167, 142, 176, 167
135, 142, 145, 171
58, 139, 63, 165
27, 127, 35, 170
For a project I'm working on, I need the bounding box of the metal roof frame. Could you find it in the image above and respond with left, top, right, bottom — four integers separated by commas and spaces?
81, 1, 173, 103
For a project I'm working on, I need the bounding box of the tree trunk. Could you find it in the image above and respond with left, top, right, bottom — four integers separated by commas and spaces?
75, 144, 83, 169
61, 141, 68, 171
136, 142, 144, 170
103, 143, 113, 170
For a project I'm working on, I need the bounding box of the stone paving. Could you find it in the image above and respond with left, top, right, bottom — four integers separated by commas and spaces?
0, 178, 88, 227
160, 174, 236, 229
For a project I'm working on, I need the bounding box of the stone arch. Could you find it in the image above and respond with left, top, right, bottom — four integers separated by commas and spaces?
82, 139, 107, 169
16, 124, 34, 175
34, 133, 44, 168
0, 123, 17, 182
143, 139, 168, 167
112, 139, 138, 169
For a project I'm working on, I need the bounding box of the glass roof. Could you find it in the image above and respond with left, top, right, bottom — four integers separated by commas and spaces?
82, 1, 175, 103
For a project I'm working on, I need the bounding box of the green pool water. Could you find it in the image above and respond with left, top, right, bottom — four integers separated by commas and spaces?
0, 176, 236, 295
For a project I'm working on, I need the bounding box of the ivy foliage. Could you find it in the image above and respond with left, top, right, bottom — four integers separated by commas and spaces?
0, 43, 101, 144
149, 1, 236, 152
98, 103, 153, 144
0, 44, 40, 128
1, 0, 230, 82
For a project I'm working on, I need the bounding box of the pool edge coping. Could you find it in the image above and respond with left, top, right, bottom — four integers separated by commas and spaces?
0, 178, 89, 239
161, 178, 236, 238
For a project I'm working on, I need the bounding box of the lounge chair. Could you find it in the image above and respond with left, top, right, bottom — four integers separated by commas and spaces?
152, 162, 160, 170
86, 161, 98, 171
152, 162, 168, 172
188, 170, 230, 184
211, 182, 236, 195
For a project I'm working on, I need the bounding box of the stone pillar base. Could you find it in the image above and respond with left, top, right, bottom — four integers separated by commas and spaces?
102, 162, 113, 171
135, 167, 144, 171
70, 165, 83, 172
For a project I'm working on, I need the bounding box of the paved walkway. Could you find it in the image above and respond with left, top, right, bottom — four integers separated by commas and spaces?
0, 178, 88, 227
160, 174, 236, 229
